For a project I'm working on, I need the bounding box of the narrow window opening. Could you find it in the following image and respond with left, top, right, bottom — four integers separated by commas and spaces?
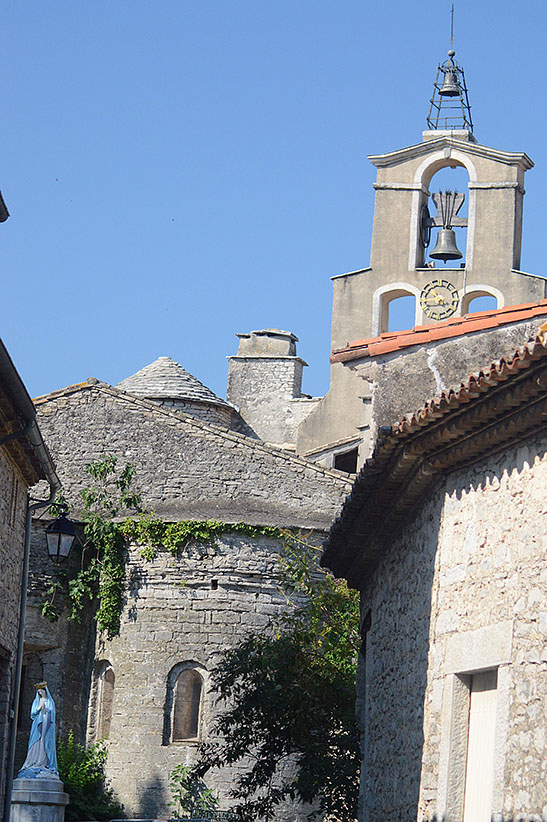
463, 669, 498, 822
97, 666, 115, 739
211, 579, 218, 590
334, 448, 358, 474
172, 669, 203, 741
9, 476, 19, 528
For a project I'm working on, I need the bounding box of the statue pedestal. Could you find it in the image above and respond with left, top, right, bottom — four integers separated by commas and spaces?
10, 777, 69, 822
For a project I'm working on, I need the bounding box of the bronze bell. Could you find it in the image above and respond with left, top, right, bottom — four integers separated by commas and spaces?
429, 228, 462, 262
439, 69, 460, 97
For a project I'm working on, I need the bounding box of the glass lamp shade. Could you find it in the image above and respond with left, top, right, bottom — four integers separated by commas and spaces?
46, 514, 76, 563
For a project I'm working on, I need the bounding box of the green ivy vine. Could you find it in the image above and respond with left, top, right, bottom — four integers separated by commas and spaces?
119, 513, 283, 561
40, 456, 289, 640
41, 456, 141, 639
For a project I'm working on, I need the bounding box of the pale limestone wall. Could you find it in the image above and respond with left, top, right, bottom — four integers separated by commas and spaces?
357, 430, 547, 821
0, 451, 28, 808
227, 356, 320, 447
91, 532, 318, 818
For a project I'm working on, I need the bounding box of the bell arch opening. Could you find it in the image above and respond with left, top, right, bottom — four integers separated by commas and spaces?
425, 166, 469, 269
412, 153, 475, 271
387, 293, 416, 333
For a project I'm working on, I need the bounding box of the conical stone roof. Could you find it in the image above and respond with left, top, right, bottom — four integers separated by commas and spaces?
116, 356, 230, 408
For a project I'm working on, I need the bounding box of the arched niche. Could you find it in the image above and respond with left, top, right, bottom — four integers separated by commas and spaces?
372, 283, 422, 336
163, 661, 206, 745
461, 285, 504, 315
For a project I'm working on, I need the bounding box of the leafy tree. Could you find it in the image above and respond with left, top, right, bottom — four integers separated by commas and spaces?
184, 536, 361, 822
57, 731, 124, 821
169, 763, 219, 819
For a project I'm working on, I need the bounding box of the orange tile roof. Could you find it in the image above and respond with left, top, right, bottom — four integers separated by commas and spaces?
330, 300, 547, 364
322, 325, 547, 586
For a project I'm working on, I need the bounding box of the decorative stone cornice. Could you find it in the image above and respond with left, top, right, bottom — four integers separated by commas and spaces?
368, 136, 534, 171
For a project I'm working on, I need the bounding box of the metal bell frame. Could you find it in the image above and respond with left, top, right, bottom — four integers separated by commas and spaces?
427, 49, 473, 132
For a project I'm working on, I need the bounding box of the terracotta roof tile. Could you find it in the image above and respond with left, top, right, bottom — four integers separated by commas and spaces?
330, 300, 547, 364
323, 324, 547, 585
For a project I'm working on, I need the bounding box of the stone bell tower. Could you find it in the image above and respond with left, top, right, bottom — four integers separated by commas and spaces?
330, 46, 545, 351
296, 45, 546, 467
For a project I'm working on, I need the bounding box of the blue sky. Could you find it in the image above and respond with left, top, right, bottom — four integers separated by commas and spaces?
2, 0, 546, 400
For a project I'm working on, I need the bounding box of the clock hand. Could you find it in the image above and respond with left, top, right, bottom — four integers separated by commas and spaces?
424, 292, 445, 305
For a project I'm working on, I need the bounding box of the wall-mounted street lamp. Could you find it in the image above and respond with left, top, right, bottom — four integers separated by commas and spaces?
45, 512, 76, 563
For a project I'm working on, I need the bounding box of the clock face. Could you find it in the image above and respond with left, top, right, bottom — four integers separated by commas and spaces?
420, 278, 459, 320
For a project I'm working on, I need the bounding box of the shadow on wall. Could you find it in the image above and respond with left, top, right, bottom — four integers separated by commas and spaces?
361, 491, 442, 822
452, 442, 547, 501
136, 771, 168, 819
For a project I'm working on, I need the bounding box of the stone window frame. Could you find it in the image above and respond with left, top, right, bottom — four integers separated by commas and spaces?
87, 659, 116, 743
436, 621, 513, 821
163, 660, 207, 746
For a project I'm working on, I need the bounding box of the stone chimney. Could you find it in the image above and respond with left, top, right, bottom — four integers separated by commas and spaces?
227, 329, 319, 447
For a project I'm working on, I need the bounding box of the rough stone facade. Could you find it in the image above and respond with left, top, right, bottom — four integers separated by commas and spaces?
0, 335, 56, 816
0, 450, 30, 809
92, 533, 314, 817
227, 329, 320, 447
356, 431, 547, 821
153, 398, 236, 428
34, 381, 348, 529
26, 377, 351, 816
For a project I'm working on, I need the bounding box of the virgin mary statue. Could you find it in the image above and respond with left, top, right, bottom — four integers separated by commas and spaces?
18, 682, 58, 778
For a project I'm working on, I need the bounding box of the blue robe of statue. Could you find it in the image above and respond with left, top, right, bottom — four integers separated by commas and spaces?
18, 686, 58, 779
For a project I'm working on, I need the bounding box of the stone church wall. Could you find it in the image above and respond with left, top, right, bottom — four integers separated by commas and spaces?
95, 531, 316, 818
27, 380, 351, 816
152, 398, 236, 429
357, 429, 547, 821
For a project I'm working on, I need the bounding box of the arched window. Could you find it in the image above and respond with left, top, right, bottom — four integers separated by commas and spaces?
88, 660, 115, 742
164, 662, 206, 745
97, 665, 115, 738
173, 669, 202, 740
373, 284, 421, 335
